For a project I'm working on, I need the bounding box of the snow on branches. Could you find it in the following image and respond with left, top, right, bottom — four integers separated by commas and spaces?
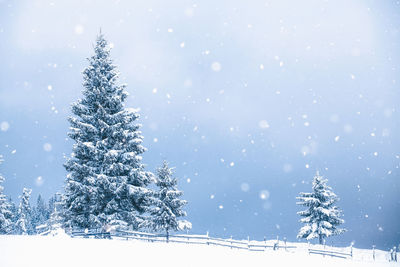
296, 171, 345, 244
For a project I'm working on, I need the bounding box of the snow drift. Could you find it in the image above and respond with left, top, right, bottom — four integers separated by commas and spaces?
0, 235, 397, 267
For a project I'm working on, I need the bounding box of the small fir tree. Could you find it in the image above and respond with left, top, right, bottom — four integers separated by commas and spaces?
36, 193, 64, 235
0, 156, 13, 234
32, 194, 50, 232
47, 193, 64, 234
151, 161, 189, 241
63, 32, 154, 230
15, 188, 33, 235
8, 196, 17, 232
296, 171, 345, 244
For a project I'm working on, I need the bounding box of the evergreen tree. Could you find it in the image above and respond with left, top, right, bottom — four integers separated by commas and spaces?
32, 194, 49, 232
8, 196, 17, 232
296, 171, 345, 244
0, 155, 13, 234
46, 193, 64, 234
151, 161, 189, 240
48, 194, 56, 216
63, 33, 154, 230
15, 188, 33, 235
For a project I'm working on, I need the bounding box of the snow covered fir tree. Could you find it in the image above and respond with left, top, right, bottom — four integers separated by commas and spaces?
32, 194, 49, 231
0, 155, 13, 234
15, 188, 33, 235
151, 161, 190, 240
296, 171, 345, 244
63, 33, 154, 231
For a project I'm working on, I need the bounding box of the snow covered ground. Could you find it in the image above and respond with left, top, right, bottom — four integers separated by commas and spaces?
0, 234, 398, 267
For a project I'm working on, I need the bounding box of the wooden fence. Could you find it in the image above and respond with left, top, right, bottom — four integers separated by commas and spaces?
308, 248, 352, 259
71, 229, 353, 256
68, 229, 400, 262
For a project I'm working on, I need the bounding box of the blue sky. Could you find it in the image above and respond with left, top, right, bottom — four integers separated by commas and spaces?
0, 0, 399, 249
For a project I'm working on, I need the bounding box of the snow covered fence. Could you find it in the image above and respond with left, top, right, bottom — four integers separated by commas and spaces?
68, 229, 396, 262
308, 248, 352, 259
70, 229, 295, 252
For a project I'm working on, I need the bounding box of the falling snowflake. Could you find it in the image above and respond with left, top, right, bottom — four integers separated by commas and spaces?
258, 120, 270, 129
43, 143, 52, 152
35, 176, 44, 186
240, 183, 250, 192
259, 190, 270, 200
283, 163, 292, 173
74, 24, 84, 35
0, 121, 10, 132
211, 62, 221, 72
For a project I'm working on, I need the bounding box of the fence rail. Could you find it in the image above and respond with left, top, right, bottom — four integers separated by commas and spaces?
69, 229, 395, 261
70, 229, 301, 252
308, 248, 352, 259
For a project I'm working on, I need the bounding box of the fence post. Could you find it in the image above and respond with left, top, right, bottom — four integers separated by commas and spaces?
166, 230, 169, 243
273, 236, 279, 250
284, 237, 287, 251
323, 239, 326, 257
390, 248, 394, 262
247, 236, 250, 250
397, 244, 400, 262
207, 231, 209, 245
230, 235, 233, 249
350, 242, 353, 258
372, 245, 375, 261
264, 236, 267, 251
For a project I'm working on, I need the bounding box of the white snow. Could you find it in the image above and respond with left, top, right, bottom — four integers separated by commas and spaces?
258, 120, 270, 129
211, 62, 222, 72
240, 183, 250, 192
0, 121, 10, 132
35, 176, 44, 186
259, 190, 270, 200
74, 24, 84, 35
0, 235, 396, 267
43, 143, 52, 152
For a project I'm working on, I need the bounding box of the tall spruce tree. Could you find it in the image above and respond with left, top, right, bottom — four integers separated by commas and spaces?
0, 155, 13, 234
296, 171, 345, 244
63, 33, 154, 230
15, 188, 33, 235
151, 161, 189, 240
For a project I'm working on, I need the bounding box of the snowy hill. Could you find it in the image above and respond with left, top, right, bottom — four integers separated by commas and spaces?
0, 235, 397, 267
